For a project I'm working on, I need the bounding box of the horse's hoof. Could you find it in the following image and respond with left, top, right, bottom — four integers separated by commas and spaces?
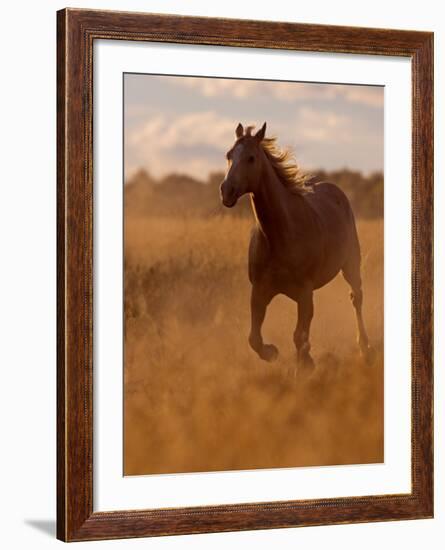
259, 344, 279, 362
297, 341, 315, 369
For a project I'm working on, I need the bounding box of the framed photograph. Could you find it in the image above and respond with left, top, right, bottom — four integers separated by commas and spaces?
57, 8, 433, 542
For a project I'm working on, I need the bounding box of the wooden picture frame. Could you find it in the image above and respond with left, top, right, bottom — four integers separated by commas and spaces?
57, 8, 433, 542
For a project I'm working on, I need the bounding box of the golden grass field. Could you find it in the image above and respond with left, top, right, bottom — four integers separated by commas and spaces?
124, 208, 384, 475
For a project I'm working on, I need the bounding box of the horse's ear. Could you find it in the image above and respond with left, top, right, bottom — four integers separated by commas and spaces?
255, 122, 267, 142
235, 123, 244, 138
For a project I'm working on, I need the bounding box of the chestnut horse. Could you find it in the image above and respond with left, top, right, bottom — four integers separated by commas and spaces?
220, 122, 370, 367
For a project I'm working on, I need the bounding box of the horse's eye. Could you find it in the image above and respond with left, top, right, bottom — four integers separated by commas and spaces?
248, 155, 255, 163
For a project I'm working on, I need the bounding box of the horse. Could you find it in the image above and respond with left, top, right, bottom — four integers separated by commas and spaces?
219, 122, 370, 367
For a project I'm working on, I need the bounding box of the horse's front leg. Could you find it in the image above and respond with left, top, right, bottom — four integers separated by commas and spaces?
248, 284, 278, 362
294, 287, 315, 368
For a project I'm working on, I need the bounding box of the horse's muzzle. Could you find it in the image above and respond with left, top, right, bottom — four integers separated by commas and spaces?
220, 180, 238, 208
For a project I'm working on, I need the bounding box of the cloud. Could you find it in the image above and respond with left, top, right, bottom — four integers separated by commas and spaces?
295, 107, 352, 143
290, 105, 383, 173
125, 105, 381, 179
126, 111, 238, 179
170, 77, 383, 108
175, 78, 256, 99
336, 85, 384, 108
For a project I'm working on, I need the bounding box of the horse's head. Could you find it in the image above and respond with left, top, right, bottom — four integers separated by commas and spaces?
220, 122, 266, 208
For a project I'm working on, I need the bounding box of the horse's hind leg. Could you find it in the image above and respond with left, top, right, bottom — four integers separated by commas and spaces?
342, 257, 371, 361
249, 284, 278, 362
294, 288, 315, 369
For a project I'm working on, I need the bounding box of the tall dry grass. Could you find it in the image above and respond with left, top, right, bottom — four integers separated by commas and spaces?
124, 213, 383, 475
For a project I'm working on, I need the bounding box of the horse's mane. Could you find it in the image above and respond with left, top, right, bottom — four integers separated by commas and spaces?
260, 136, 310, 194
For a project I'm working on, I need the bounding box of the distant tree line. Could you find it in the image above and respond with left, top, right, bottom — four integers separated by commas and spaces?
126, 168, 383, 220
310, 169, 383, 219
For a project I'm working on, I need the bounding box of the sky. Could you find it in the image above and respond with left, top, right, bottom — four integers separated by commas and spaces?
124, 73, 383, 181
